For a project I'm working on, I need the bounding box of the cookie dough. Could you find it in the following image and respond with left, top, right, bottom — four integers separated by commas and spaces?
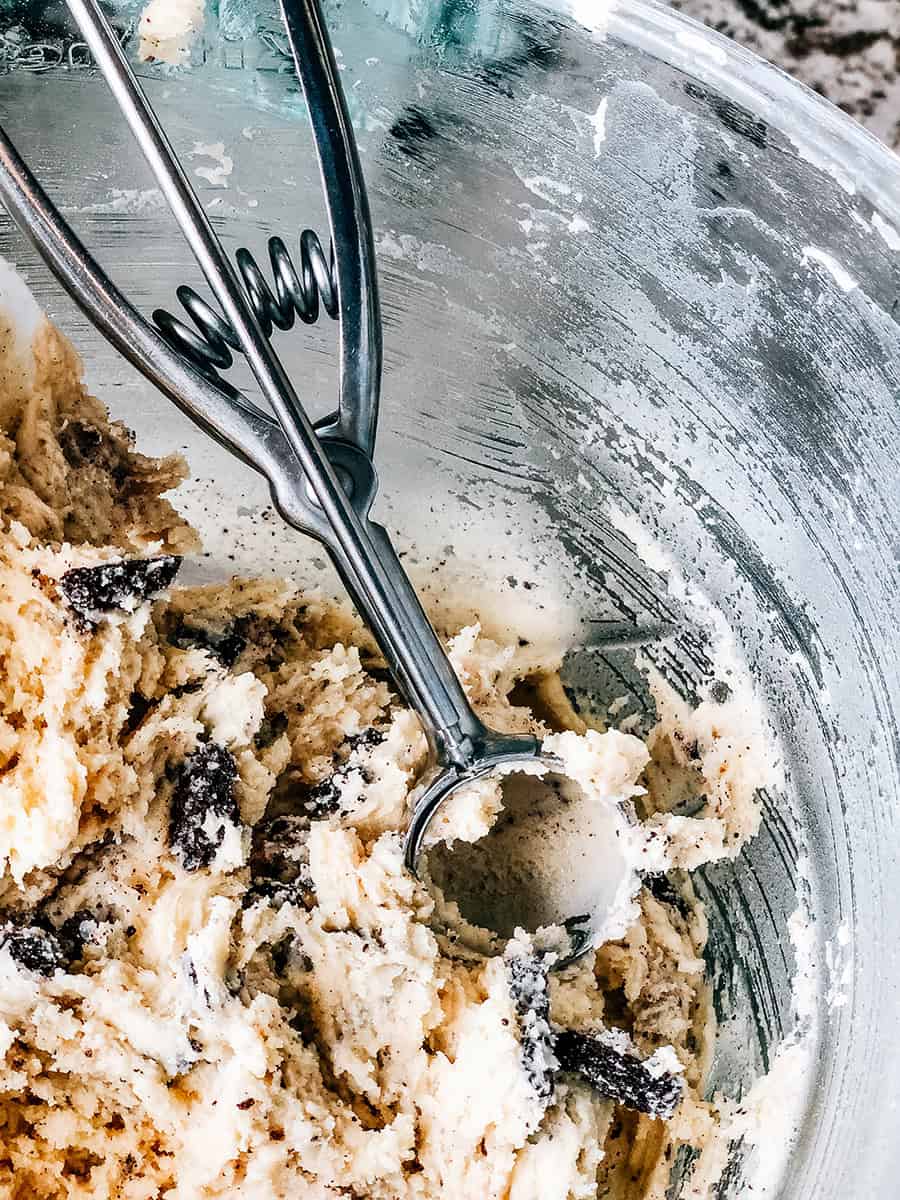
0, 308, 774, 1198
138, 0, 206, 64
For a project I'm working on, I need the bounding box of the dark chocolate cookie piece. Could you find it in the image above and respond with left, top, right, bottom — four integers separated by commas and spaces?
343, 728, 385, 753
248, 814, 314, 907
642, 872, 691, 920
553, 1028, 683, 1119
58, 418, 104, 466
505, 950, 556, 1102
1, 925, 67, 976
254, 711, 289, 751
54, 910, 101, 963
242, 874, 316, 912
168, 617, 248, 668
0, 908, 102, 976
167, 611, 285, 669
169, 743, 241, 871
301, 775, 344, 819
61, 556, 181, 625
302, 727, 387, 819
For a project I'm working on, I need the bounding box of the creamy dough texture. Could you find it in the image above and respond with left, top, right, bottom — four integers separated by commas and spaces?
138, 0, 207, 64
0, 311, 775, 1199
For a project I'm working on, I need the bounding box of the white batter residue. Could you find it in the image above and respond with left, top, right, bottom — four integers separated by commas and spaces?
191, 141, 234, 189
139, 0, 206, 65
801, 245, 858, 293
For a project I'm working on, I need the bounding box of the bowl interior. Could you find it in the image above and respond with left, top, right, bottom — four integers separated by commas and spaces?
2, 1, 899, 1194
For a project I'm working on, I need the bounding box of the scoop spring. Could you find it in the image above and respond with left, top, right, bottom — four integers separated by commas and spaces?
152, 229, 337, 390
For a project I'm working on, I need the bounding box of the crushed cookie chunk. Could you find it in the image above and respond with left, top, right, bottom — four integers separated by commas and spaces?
124, 691, 155, 735
553, 1028, 683, 1119
0, 909, 101, 977
343, 727, 386, 753
249, 815, 315, 910
61, 556, 181, 626
1, 924, 67, 976
255, 711, 288, 751
242, 874, 316, 912
302, 728, 386, 818
271, 933, 298, 975
58, 419, 104, 466
168, 617, 247, 668
250, 813, 309, 874
54, 910, 100, 963
169, 743, 240, 870
301, 775, 344, 819
642, 872, 691, 919
708, 679, 732, 704
167, 611, 284, 669
504, 949, 557, 1102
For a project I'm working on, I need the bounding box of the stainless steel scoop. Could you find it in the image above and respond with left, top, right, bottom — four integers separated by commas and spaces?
0, 0, 609, 962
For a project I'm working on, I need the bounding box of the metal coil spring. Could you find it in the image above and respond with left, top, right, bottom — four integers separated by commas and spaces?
152, 228, 338, 390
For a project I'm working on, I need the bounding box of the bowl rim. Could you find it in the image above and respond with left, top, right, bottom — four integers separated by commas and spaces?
548, 0, 900, 230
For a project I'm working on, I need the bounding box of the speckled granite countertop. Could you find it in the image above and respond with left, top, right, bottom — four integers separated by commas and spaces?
0, 0, 896, 152
672, 0, 900, 150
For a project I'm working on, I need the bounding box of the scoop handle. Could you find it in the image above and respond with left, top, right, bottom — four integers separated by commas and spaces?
63, 0, 501, 767
280, 0, 380, 459
328, 505, 498, 765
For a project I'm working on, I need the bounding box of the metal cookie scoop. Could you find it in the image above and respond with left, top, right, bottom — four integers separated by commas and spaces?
0, 0, 624, 964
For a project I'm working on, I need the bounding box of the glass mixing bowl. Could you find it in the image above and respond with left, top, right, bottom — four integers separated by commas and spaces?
0, 1, 898, 1195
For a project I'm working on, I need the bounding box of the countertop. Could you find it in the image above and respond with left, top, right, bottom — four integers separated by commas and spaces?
672, 0, 900, 150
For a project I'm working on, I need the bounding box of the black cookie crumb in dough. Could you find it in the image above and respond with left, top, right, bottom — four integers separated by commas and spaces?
252, 811, 312, 868
303, 728, 386, 818
642, 872, 691, 920
61, 556, 181, 626
248, 816, 316, 910
124, 690, 155, 735
54, 910, 100, 963
168, 617, 248, 668
243, 875, 316, 912
1, 925, 66, 975
250, 814, 308, 877
302, 776, 344, 818
169, 743, 241, 870
167, 612, 284, 669
255, 711, 289, 751
0, 910, 100, 976
1, 921, 69, 975
271, 933, 298, 975
246, 813, 316, 912
58, 418, 104, 466
505, 951, 556, 1102
553, 1029, 683, 1119
344, 727, 385, 753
